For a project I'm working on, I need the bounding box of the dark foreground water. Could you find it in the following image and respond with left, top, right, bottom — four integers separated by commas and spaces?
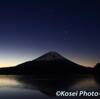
0, 75, 100, 99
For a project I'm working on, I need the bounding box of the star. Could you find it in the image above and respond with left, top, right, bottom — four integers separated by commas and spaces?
50, 9, 54, 12
65, 30, 68, 34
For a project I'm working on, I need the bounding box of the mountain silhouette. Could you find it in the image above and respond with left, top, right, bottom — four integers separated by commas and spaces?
93, 63, 100, 74
13, 51, 90, 75
0, 51, 98, 75
35, 51, 67, 61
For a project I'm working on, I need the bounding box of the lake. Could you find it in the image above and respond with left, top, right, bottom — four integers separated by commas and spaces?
0, 75, 100, 99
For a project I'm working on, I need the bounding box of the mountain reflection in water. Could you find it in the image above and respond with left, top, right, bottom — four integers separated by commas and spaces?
0, 75, 100, 99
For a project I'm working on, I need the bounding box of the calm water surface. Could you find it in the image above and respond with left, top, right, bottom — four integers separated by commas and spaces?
0, 75, 100, 99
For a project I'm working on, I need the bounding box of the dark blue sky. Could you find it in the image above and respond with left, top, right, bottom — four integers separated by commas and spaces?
0, 0, 100, 67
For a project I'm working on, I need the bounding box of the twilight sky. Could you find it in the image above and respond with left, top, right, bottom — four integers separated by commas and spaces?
0, 0, 100, 67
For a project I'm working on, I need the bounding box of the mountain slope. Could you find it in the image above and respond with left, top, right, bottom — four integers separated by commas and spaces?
13, 51, 90, 75
0, 51, 93, 75
93, 63, 100, 74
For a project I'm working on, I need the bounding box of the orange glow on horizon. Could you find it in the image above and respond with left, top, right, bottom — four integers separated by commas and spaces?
0, 61, 96, 68
0, 54, 97, 68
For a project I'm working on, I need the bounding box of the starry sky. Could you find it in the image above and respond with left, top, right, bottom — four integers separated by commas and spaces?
0, 0, 100, 67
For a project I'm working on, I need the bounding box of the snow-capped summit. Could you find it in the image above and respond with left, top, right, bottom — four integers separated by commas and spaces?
35, 51, 66, 61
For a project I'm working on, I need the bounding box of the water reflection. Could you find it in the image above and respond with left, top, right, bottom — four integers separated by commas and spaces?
0, 75, 23, 88
0, 75, 100, 99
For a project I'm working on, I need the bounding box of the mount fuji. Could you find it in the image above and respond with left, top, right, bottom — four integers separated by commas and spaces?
0, 51, 94, 75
